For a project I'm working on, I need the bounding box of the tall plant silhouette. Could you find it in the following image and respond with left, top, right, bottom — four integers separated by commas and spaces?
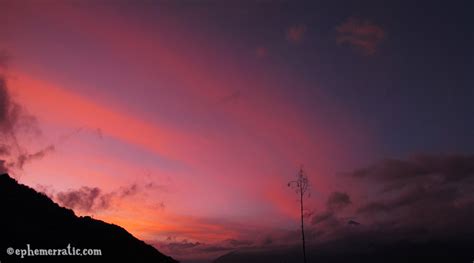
288, 166, 310, 263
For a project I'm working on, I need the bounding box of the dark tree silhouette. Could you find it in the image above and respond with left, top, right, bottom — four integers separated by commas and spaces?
288, 166, 309, 263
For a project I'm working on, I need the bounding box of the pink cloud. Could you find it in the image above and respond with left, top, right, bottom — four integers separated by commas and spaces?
4, 5, 376, 262
286, 24, 307, 43
336, 17, 386, 55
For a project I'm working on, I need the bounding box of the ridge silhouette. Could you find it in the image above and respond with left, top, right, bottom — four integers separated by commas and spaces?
0, 173, 177, 263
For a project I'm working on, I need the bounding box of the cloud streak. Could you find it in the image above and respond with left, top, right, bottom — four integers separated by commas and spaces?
336, 17, 385, 55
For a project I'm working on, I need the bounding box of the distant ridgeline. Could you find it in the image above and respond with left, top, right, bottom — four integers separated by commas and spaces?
0, 173, 177, 263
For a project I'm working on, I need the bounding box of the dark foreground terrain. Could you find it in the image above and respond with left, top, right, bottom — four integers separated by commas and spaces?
0, 173, 177, 263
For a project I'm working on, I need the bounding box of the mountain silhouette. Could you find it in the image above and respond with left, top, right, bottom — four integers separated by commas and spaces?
0, 173, 177, 263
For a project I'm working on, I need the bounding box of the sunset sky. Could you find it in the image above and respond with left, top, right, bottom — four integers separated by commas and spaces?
0, 1, 472, 262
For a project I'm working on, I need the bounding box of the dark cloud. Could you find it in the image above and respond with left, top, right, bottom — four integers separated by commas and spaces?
216, 154, 474, 262
16, 145, 55, 169
309, 191, 356, 242
336, 17, 385, 55
0, 49, 48, 174
311, 191, 352, 226
311, 210, 334, 225
0, 65, 39, 137
118, 183, 139, 198
0, 75, 18, 134
34, 184, 56, 198
326, 191, 351, 211
173, 153, 474, 263
350, 154, 474, 188
56, 186, 105, 212
356, 202, 388, 214
55, 181, 162, 213
309, 154, 474, 242
349, 153, 474, 236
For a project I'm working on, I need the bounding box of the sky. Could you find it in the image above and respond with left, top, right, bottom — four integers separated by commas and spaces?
0, 1, 473, 262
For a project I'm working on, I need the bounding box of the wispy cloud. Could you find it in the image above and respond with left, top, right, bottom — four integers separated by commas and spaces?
54, 181, 159, 213
336, 17, 386, 55
348, 153, 474, 232
310, 191, 352, 236
308, 154, 474, 239
16, 145, 55, 170
0, 50, 49, 174
326, 191, 351, 211
219, 153, 474, 262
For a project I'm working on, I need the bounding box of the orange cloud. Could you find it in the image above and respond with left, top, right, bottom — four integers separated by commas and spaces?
336, 17, 386, 55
